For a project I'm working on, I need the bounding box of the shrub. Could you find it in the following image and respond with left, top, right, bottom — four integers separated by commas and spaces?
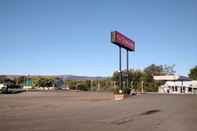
123, 87, 131, 95
113, 86, 131, 95
77, 84, 89, 91
113, 86, 120, 94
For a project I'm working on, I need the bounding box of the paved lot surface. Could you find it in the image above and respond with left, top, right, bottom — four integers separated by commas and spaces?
0, 91, 197, 131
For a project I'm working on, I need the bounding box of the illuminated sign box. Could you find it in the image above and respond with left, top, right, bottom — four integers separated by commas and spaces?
111, 31, 135, 51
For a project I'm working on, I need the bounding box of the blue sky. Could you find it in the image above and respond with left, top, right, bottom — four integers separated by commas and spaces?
0, 0, 197, 76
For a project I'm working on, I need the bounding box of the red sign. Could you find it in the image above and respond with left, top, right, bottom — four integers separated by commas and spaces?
111, 31, 135, 51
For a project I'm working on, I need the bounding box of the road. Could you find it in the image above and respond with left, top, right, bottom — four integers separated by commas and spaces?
0, 91, 197, 131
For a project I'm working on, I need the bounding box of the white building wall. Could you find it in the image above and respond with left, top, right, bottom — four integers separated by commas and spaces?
159, 81, 197, 94
0, 84, 4, 90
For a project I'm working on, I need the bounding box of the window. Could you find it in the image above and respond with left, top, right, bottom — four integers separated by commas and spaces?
175, 86, 178, 92
188, 87, 192, 92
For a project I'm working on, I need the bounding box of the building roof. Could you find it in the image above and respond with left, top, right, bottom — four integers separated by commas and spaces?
153, 75, 190, 81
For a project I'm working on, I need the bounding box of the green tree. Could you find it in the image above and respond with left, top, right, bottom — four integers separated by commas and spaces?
143, 64, 175, 92
144, 64, 175, 76
132, 70, 143, 91
112, 69, 144, 91
163, 64, 176, 75
32, 77, 40, 88
65, 80, 78, 90
112, 71, 120, 82
32, 77, 55, 89
144, 64, 164, 76
0, 75, 7, 83
189, 66, 197, 80
15, 76, 26, 85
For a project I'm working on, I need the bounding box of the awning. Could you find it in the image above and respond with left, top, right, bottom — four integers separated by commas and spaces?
153, 75, 190, 81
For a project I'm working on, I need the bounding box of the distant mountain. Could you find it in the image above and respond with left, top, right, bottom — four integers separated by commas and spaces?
60, 75, 105, 80
0, 74, 105, 81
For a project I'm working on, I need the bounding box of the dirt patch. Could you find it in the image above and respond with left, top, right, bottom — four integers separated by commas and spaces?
110, 109, 161, 125
1, 92, 197, 131
82, 98, 112, 102
140, 109, 161, 116
111, 117, 134, 125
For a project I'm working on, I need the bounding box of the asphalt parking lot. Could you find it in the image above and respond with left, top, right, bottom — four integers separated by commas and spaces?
0, 91, 197, 131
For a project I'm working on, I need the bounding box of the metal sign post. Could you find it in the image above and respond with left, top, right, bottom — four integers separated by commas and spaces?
119, 46, 122, 89
126, 49, 129, 89
111, 31, 135, 90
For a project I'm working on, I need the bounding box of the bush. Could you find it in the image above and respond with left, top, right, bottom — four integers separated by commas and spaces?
113, 86, 131, 95
77, 84, 89, 91
65, 80, 77, 90
113, 86, 120, 94
123, 87, 131, 95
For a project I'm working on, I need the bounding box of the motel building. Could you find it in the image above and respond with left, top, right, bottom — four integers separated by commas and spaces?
153, 75, 197, 94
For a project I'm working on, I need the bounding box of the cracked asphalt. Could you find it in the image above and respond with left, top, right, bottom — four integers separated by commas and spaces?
0, 91, 197, 131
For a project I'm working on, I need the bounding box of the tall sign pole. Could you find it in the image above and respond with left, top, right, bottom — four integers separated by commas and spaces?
119, 46, 122, 89
126, 50, 129, 89
111, 31, 135, 91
